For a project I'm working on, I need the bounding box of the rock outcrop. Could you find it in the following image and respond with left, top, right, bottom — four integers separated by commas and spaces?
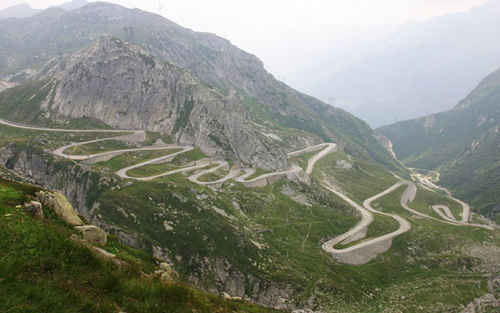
24, 200, 43, 219
33, 37, 286, 170
37, 190, 84, 226
75, 225, 107, 245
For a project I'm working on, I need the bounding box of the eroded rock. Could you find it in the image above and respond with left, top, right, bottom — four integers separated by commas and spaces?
75, 225, 107, 245
37, 191, 84, 226
24, 200, 43, 219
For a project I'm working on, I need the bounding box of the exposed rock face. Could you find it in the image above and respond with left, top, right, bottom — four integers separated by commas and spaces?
187, 256, 295, 310
24, 200, 43, 219
0, 144, 101, 219
37, 191, 84, 226
0, 145, 298, 308
35, 37, 285, 170
76, 225, 108, 245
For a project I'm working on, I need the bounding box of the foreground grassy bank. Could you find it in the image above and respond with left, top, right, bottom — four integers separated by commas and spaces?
0, 178, 278, 313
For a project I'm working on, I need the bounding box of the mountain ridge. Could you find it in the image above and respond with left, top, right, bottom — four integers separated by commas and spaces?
378, 66, 500, 221
304, 0, 500, 127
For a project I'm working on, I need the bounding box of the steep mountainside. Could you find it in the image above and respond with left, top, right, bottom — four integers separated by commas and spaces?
305, 0, 500, 127
378, 68, 500, 220
9, 37, 285, 170
0, 177, 276, 313
0, 1, 396, 170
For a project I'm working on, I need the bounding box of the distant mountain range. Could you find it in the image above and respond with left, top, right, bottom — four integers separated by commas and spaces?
379, 67, 500, 220
0, 0, 87, 19
303, 0, 500, 127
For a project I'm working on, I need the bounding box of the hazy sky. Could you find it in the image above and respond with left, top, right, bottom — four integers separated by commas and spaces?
0, 0, 490, 83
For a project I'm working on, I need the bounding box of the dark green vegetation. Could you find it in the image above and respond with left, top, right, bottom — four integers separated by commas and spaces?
0, 178, 278, 313
379, 67, 500, 220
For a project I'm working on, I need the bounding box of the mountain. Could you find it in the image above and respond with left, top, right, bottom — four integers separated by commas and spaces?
58, 0, 89, 11
0, 2, 498, 311
0, 1, 88, 20
1, 36, 286, 169
0, 3, 41, 19
378, 67, 500, 220
303, 0, 500, 127
0, 1, 397, 171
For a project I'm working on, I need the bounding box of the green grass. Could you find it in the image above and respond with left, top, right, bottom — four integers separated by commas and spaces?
94, 149, 182, 172
410, 186, 464, 220
336, 213, 400, 249
313, 149, 398, 202
64, 140, 133, 155
126, 148, 206, 177
197, 167, 230, 182
325, 184, 497, 313
243, 168, 271, 181
127, 161, 181, 177
0, 178, 278, 313
289, 150, 318, 171
170, 148, 206, 165
0, 124, 128, 150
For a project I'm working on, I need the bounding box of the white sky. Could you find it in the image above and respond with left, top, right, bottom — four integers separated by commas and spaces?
0, 0, 490, 83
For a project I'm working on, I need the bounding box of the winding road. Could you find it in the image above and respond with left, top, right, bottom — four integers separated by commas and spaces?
0, 119, 493, 265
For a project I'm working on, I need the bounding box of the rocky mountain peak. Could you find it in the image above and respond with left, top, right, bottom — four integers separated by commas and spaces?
34, 37, 287, 170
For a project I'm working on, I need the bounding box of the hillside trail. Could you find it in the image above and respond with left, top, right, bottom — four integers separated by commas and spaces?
0, 119, 492, 265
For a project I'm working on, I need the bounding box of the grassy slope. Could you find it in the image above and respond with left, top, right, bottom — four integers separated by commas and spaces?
94, 149, 183, 172
0, 178, 278, 313
312, 149, 398, 203
126, 148, 206, 177
0, 116, 497, 312
0, 124, 125, 148
356, 185, 499, 313
65, 140, 133, 155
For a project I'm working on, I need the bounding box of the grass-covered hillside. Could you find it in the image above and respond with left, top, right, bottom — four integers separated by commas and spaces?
1, 121, 498, 312
378, 67, 500, 221
0, 177, 278, 313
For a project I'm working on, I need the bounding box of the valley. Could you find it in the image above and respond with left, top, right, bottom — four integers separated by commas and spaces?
0, 116, 497, 312
0, 1, 498, 312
